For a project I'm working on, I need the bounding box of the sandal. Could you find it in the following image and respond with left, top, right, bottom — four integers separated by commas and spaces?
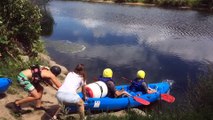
13, 102, 22, 112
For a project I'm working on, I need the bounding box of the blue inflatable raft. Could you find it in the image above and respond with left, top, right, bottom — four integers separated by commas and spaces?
67, 80, 173, 112
0, 77, 12, 93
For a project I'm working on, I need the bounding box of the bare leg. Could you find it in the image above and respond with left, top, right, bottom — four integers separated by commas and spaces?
15, 88, 42, 106
34, 84, 44, 108
77, 99, 85, 120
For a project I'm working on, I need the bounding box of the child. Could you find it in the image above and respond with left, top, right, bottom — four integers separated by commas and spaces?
98, 68, 129, 98
130, 70, 156, 94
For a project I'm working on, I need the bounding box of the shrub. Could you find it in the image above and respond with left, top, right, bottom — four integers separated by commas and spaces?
186, 0, 201, 7
0, 0, 43, 58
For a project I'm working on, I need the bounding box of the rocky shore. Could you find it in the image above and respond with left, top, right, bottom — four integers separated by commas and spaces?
0, 53, 69, 120
0, 53, 146, 120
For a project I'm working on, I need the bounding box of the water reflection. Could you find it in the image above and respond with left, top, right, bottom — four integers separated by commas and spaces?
40, 10, 54, 36
43, 1, 213, 95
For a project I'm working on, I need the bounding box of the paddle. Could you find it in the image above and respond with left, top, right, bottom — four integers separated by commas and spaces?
121, 77, 132, 82
121, 77, 175, 103
160, 94, 175, 103
123, 91, 150, 105
133, 96, 150, 105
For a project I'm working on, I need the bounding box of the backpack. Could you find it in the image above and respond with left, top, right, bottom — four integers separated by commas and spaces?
31, 64, 42, 84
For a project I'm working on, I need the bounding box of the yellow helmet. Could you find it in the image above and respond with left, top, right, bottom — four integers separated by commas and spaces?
137, 70, 145, 79
103, 68, 113, 78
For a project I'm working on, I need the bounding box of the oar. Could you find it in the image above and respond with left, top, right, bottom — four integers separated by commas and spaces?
160, 94, 175, 103
121, 77, 132, 82
122, 77, 175, 103
123, 91, 150, 105
133, 96, 150, 105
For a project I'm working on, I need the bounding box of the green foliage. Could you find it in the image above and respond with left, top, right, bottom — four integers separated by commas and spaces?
186, 0, 201, 7
135, 0, 211, 8
40, 10, 54, 37
114, 0, 126, 3
154, 0, 186, 7
0, 0, 43, 58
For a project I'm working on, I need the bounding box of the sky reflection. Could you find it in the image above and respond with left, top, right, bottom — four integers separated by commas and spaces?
44, 1, 213, 94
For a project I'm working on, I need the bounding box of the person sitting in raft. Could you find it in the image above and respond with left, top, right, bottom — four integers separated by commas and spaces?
98, 68, 129, 98
130, 70, 156, 94
14, 64, 62, 111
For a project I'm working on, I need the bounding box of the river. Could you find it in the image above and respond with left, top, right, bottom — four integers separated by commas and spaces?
42, 0, 213, 98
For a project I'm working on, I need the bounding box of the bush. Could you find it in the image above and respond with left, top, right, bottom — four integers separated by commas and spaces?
186, 0, 201, 7
0, 0, 43, 58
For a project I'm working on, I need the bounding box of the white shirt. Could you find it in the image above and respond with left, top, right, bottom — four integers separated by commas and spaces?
58, 72, 86, 93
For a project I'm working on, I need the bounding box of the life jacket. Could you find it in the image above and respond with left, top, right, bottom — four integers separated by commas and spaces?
98, 75, 114, 83
98, 75, 115, 97
31, 64, 49, 84
130, 78, 145, 91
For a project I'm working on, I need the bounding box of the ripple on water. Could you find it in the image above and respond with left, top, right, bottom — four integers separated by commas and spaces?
45, 40, 86, 54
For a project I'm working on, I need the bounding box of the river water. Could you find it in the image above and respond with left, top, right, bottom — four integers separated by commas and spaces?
42, 1, 213, 96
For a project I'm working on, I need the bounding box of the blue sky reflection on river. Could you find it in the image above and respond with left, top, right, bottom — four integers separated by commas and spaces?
43, 1, 213, 94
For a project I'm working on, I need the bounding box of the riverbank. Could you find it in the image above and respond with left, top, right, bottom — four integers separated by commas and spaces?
0, 53, 68, 120
86, 0, 212, 12
0, 53, 147, 120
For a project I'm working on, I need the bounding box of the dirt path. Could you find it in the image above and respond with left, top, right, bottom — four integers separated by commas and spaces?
0, 86, 59, 120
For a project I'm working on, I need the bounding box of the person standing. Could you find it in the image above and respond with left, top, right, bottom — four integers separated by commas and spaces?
14, 65, 62, 111
56, 64, 87, 120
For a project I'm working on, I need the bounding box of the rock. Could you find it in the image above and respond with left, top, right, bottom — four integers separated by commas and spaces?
49, 61, 56, 66
38, 53, 51, 61
130, 108, 147, 116
37, 53, 69, 75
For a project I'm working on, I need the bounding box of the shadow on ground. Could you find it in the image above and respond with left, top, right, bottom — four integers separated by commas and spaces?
0, 93, 6, 99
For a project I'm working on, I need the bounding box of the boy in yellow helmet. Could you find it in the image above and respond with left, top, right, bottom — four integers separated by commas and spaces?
130, 70, 156, 94
98, 68, 129, 98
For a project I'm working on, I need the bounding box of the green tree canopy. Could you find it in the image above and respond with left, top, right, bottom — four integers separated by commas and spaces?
0, 0, 43, 59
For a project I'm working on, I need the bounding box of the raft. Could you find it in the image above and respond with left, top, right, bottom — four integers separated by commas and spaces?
67, 80, 173, 112
0, 77, 12, 93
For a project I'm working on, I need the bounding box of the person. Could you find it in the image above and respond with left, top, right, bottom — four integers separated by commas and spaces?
56, 64, 87, 120
14, 64, 62, 111
130, 70, 156, 94
98, 68, 129, 98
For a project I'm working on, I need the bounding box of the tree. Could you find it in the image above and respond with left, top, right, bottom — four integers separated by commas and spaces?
0, 0, 43, 59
